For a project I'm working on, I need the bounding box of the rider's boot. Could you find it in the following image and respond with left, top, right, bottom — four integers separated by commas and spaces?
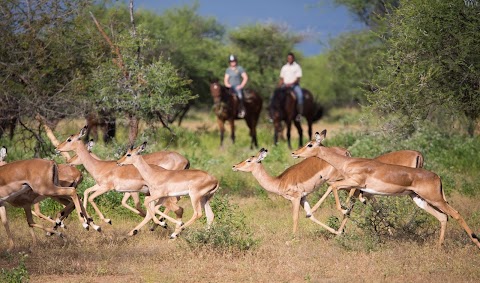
295, 103, 303, 122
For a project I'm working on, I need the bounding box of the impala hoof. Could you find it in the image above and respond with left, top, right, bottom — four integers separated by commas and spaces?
169, 234, 178, 239
93, 224, 102, 232
105, 219, 112, 225
82, 223, 89, 230
306, 214, 312, 218
46, 232, 52, 236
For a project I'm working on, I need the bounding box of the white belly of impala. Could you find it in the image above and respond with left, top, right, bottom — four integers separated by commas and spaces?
360, 188, 410, 196
169, 190, 189, 197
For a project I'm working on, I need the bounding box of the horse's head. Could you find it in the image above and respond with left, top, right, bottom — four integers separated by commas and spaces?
209, 78, 224, 104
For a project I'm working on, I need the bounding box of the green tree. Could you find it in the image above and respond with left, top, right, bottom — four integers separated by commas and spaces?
0, 0, 94, 154
367, 0, 480, 136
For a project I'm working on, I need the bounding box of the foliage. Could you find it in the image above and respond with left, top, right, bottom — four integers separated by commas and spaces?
367, 0, 480, 136
0, 253, 29, 283
326, 30, 380, 107
182, 194, 259, 253
332, 0, 399, 27
228, 23, 305, 99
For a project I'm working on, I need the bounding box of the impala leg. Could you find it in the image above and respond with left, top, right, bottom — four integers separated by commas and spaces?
121, 192, 146, 217
311, 186, 333, 214
145, 196, 181, 227
129, 211, 154, 236
202, 196, 214, 228
431, 200, 480, 249
83, 185, 100, 214
86, 186, 112, 225
1, 206, 15, 251
291, 197, 301, 236
411, 195, 448, 246
171, 196, 203, 239
301, 198, 341, 235
24, 207, 63, 244
32, 200, 56, 225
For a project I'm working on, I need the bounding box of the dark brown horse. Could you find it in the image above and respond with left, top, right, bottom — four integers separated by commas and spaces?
210, 79, 263, 149
270, 87, 323, 149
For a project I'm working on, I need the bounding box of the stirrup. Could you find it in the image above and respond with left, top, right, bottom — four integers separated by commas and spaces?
295, 114, 302, 122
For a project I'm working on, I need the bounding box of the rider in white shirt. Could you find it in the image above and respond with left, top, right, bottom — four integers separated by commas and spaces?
278, 52, 303, 122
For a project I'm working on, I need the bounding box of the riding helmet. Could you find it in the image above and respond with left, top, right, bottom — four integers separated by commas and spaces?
229, 54, 237, 62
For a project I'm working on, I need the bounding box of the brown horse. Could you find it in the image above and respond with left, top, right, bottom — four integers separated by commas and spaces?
270, 87, 323, 149
209, 79, 263, 149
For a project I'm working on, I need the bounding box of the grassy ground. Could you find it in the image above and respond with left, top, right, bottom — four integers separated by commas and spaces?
1, 108, 480, 282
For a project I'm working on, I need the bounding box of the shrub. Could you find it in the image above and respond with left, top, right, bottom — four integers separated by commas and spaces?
0, 253, 29, 283
182, 194, 258, 253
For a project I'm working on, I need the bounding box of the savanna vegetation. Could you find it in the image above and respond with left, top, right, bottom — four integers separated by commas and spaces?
1, 0, 480, 282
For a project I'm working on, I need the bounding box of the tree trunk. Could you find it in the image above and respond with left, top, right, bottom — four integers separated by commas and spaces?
128, 113, 139, 147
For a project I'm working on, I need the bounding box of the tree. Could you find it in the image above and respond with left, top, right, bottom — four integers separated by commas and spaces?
367, 0, 480, 136
0, 0, 93, 155
89, 1, 195, 145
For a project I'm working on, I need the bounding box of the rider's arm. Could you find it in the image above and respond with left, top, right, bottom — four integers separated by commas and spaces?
224, 73, 231, 88
239, 72, 248, 89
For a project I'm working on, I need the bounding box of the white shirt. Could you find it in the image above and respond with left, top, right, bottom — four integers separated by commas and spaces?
280, 61, 302, 84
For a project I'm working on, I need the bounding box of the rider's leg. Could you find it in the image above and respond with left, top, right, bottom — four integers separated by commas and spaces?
293, 85, 303, 121
234, 87, 245, 118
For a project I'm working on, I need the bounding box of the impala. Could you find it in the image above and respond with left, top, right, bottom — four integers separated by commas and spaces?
232, 148, 347, 236
311, 129, 480, 248
56, 126, 187, 229
1, 158, 95, 250
292, 133, 424, 216
117, 142, 219, 239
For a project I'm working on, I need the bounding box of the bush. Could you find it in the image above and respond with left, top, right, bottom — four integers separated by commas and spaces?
182, 194, 258, 253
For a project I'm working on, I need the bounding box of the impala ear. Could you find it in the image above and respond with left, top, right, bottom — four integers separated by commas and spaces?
86, 139, 95, 151
79, 125, 88, 139
138, 141, 147, 153
315, 130, 327, 145
0, 146, 6, 159
345, 150, 352, 157
257, 148, 268, 162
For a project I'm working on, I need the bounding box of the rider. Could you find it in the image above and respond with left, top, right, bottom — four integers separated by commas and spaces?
278, 52, 303, 122
224, 54, 248, 118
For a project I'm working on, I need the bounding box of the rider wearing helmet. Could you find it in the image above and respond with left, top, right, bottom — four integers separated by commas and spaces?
224, 54, 248, 118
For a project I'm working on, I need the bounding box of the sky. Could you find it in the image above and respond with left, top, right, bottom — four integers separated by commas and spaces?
129, 0, 365, 56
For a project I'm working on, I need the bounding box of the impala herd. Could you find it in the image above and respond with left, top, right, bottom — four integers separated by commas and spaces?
1, 126, 479, 251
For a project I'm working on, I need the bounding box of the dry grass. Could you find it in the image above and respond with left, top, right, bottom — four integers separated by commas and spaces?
1, 194, 480, 283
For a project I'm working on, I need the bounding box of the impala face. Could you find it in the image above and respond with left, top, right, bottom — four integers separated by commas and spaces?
291, 140, 318, 159
232, 148, 268, 172
117, 142, 146, 166
56, 126, 88, 153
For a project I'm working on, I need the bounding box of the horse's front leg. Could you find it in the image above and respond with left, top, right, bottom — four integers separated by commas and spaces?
217, 118, 225, 147
293, 119, 303, 149
286, 119, 293, 149
229, 119, 235, 144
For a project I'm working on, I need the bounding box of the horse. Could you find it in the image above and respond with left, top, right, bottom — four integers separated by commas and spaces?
209, 79, 262, 149
270, 87, 323, 149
